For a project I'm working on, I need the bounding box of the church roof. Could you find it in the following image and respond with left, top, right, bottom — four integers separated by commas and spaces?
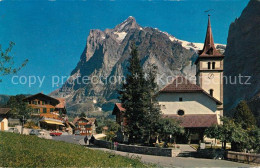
197, 15, 224, 59
163, 114, 218, 128
160, 76, 202, 92
159, 76, 222, 105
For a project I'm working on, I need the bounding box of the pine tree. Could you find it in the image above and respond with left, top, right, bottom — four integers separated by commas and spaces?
118, 44, 147, 143
142, 64, 162, 144
119, 44, 162, 144
233, 100, 256, 129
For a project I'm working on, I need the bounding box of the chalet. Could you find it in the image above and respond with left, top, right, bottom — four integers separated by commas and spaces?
23, 93, 66, 130
73, 117, 97, 136
0, 108, 11, 131
112, 15, 224, 143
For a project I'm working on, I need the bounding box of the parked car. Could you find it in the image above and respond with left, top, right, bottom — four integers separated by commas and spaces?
8, 127, 19, 133
29, 129, 40, 136
50, 132, 62, 136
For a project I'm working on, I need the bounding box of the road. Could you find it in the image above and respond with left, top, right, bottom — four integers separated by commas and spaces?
89, 147, 251, 167
53, 135, 251, 167
52, 135, 85, 144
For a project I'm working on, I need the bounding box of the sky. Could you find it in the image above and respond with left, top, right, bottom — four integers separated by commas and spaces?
0, 0, 249, 96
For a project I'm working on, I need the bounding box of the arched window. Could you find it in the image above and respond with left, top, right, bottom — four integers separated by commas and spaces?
177, 110, 185, 116
208, 62, 211, 69
209, 89, 214, 96
212, 62, 216, 69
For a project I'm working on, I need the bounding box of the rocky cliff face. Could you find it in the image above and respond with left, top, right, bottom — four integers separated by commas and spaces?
51, 16, 225, 115
224, 0, 260, 114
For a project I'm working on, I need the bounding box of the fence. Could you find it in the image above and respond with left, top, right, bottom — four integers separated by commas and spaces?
227, 151, 260, 164
93, 139, 180, 157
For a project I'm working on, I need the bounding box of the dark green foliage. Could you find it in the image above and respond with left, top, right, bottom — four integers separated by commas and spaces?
96, 119, 120, 133
233, 100, 256, 129
0, 42, 28, 82
5, 94, 33, 120
104, 120, 120, 132
96, 119, 120, 141
79, 112, 86, 118
248, 127, 260, 153
157, 118, 184, 143
205, 116, 259, 152
118, 44, 161, 143
0, 95, 10, 107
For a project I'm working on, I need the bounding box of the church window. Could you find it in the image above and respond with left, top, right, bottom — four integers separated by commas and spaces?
208, 62, 211, 69
179, 97, 183, 101
212, 62, 216, 69
209, 89, 214, 96
177, 110, 184, 116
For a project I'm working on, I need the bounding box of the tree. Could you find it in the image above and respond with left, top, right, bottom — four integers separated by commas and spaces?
142, 64, 162, 144
119, 44, 159, 143
248, 127, 260, 153
205, 117, 248, 151
233, 100, 256, 129
158, 118, 184, 145
79, 112, 86, 118
0, 42, 28, 82
5, 94, 33, 120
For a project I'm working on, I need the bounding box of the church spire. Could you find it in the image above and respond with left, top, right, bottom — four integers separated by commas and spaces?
199, 15, 223, 57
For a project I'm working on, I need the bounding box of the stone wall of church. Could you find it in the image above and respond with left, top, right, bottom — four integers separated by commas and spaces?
157, 92, 219, 115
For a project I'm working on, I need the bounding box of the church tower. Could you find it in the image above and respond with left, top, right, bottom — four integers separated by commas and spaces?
195, 15, 224, 115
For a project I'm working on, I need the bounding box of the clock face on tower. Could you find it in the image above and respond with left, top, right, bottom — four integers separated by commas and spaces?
208, 73, 214, 79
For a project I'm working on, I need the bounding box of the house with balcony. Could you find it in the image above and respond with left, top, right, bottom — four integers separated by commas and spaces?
73, 117, 97, 136
23, 93, 66, 130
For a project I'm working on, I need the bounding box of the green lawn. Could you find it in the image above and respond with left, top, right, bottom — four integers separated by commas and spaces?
0, 132, 148, 167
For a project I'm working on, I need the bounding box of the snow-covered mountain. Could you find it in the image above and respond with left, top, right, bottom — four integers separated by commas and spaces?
50, 16, 225, 115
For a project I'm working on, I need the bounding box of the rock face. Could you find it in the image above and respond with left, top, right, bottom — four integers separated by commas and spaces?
224, 0, 260, 113
51, 16, 225, 115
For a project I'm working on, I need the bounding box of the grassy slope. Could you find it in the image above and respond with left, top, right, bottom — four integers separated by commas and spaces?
0, 132, 147, 167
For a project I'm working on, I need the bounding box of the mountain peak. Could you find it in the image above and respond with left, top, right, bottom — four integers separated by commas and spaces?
114, 16, 141, 32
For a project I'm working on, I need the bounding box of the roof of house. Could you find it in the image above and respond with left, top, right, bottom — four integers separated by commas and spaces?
197, 15, 224, 60
103, 126, 108, 130
73, 117, 96, 125
72, 117, 79, 124
0, 108, 11, 115
55, 98, 66, 108
163, 114, 218, 128
159, 76, 222, 105
112, 103, 126, 115
23, 93, 60, 104
23, 93, 66, 108
115, 103, 126, 112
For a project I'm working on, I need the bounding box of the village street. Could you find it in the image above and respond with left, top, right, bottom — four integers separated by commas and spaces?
52, 135, 85, 144
89, 147, 251, 167
52, 135, 250, 167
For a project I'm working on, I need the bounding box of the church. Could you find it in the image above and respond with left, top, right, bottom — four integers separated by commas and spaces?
113, 15, 224, 143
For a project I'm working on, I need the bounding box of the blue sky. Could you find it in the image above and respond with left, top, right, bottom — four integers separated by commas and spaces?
0, 0, 249, 95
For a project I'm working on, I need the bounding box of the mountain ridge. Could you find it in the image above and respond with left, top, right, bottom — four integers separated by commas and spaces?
50, 16, 226, 115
